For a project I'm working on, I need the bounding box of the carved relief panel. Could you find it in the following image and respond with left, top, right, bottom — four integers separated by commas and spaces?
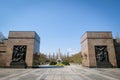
12, 45, 27, 63
95, 46, 109, 63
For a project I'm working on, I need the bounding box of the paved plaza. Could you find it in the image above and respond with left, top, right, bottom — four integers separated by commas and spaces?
0, 65, 120, 80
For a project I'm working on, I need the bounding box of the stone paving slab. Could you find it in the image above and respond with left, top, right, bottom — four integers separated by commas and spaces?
0, 65, 120, 80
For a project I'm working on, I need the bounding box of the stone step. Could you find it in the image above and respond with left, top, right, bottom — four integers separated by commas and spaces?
10, 62, 27, 68
97, 62, 113, 68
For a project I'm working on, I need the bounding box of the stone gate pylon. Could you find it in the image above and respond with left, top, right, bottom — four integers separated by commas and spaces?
81, 31, 117, 68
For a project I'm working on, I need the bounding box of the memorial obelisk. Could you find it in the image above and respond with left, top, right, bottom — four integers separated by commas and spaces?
57, 48, 62, 63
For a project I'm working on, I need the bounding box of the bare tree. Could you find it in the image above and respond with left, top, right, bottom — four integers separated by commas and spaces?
116, 33, 120, 44
0, 32, 6, 43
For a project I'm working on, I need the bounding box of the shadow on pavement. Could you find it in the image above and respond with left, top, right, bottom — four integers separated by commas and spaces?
32, 65, 64, 68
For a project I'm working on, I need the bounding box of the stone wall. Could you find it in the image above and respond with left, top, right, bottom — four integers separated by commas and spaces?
114, 39, 120, 68
0, 39, 7, 67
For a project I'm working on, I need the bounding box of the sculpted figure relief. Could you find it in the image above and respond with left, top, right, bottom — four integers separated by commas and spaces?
82, 53, 87, 59
12, 45, 27, 63
95, 46, 109, 62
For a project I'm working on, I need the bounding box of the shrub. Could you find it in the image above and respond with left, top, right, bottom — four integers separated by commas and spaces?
49, 61, 57, 65
62, 61, 70, 65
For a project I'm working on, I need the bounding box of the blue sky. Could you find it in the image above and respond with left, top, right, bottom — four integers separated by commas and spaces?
0, 0, 120, 55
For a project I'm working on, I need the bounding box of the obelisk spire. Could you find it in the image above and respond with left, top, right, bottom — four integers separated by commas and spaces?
57, 48, 62, 63
58, 48, 61, 59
